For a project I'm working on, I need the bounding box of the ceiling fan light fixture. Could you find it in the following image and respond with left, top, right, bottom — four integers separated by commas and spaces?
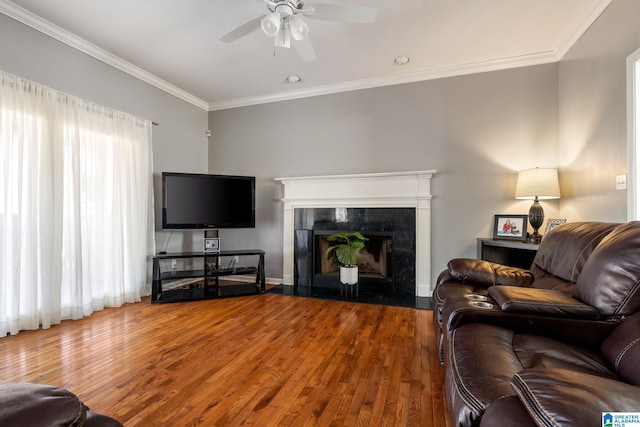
289, 16, 309, 41
222, 0, 378, 61
261, 12, 281, 37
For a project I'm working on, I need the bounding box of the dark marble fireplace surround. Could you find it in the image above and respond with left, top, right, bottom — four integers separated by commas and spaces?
293, 207, 416, 296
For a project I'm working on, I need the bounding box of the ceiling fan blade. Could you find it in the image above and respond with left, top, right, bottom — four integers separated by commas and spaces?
294, 35, 316, 62
305, 3, 377, 23
219, 15, 265, 43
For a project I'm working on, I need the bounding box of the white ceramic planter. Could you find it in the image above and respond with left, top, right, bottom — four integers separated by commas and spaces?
340, 266, 358, 285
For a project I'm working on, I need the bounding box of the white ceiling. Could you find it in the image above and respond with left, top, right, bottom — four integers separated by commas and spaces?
0, 0, 612, 111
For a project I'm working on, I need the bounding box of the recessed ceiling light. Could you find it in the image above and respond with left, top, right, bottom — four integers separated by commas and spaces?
394, 56, 410, 65
286, 75, 301, 84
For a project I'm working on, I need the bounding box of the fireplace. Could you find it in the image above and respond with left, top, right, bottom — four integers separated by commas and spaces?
275, 171, 436, 297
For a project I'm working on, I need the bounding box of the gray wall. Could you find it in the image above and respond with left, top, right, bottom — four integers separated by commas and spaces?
558, 0, 640, 223
0, 13, 210, 255
209, 65, 560, 284
10, 0, 635, 287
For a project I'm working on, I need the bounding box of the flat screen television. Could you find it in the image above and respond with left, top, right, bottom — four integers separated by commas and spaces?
162, 172, 255, 229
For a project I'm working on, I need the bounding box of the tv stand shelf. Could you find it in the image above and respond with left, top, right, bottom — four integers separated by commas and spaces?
151, 249, 265, 303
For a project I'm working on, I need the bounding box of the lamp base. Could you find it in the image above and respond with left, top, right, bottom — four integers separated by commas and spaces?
528, 197, 544, 243
528, 232, 542, 244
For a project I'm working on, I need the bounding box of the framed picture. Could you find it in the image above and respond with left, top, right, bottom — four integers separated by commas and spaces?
493, 214, 528, 241
545, 218, 567, 235
204, 237, 220, 253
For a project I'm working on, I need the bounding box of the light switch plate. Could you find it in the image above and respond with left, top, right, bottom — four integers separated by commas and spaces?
616, 174, 627, 190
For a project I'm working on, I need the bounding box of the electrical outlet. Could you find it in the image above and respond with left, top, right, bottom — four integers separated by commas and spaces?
171, 259, 177, 269
234, 256, 240, 263
616, 174, 627, 190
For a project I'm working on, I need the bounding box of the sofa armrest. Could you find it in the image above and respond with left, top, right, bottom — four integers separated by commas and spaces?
512, 367, 640, 427
488, 285, 600, 319
446, 258, 532, 288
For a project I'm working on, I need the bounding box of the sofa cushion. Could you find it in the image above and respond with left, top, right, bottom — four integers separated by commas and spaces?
531, 221, 618, 284
512, 367, 640, 427
513, 334, 616, 379
574, 221, 640, 317
601, 312, 640, 385
0, 382, 86, 427
524, 272, 573, 294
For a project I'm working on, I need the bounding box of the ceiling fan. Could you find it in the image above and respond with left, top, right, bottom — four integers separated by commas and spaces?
219, 0, 377, 62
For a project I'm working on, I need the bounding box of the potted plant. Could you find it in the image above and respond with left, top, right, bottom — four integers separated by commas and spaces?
324, 231, 369, 285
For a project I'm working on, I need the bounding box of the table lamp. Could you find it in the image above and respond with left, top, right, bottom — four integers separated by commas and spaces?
515, 168, 561, 243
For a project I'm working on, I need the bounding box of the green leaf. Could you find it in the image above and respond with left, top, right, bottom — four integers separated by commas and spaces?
323, 231, 369, 267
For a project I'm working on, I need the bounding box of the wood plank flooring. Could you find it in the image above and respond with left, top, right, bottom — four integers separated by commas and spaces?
0, 294, 448, 426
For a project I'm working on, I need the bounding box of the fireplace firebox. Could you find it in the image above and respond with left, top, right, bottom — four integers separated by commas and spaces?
294, 208, 416, 296
313, 230, 393, 291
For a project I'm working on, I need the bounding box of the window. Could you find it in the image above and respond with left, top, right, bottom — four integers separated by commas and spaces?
627, 48, 640, 220
0, 71, 155, 336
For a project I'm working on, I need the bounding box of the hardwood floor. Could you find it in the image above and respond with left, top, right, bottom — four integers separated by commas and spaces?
0, 294, 448, 426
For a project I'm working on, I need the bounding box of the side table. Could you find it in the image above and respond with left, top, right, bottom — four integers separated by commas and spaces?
477, 238, 540, 269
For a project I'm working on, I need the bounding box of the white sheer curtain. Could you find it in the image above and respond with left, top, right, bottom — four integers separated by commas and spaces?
0, 71, 155, 336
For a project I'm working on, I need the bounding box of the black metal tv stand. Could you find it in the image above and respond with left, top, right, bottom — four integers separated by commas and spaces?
151, 249, 265, 303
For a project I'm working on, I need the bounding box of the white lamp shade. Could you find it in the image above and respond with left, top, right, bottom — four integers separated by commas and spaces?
261, 12, 281, 37
515, 168, 561, 200
274, 25, 291, 48
289, 16, 309, 40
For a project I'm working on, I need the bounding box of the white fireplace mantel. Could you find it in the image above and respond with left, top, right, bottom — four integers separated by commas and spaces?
274, 170, 436, 296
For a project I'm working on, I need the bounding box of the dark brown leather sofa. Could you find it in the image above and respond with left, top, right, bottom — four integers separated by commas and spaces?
0, 381, 122, 426
450, 313, 640, 427
433, 221, 640, 427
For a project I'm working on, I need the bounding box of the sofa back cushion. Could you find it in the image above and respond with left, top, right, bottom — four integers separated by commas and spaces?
601, 312, 640, 385
574, 222, 640, 317
531, 222, 618, 286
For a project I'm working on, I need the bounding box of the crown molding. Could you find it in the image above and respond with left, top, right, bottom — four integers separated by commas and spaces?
554, 0, 613, 59
208, 50, 559, 111
0, 0, 209, 110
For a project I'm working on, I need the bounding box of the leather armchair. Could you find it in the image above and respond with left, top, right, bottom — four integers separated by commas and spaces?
0, 381, 122, 427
